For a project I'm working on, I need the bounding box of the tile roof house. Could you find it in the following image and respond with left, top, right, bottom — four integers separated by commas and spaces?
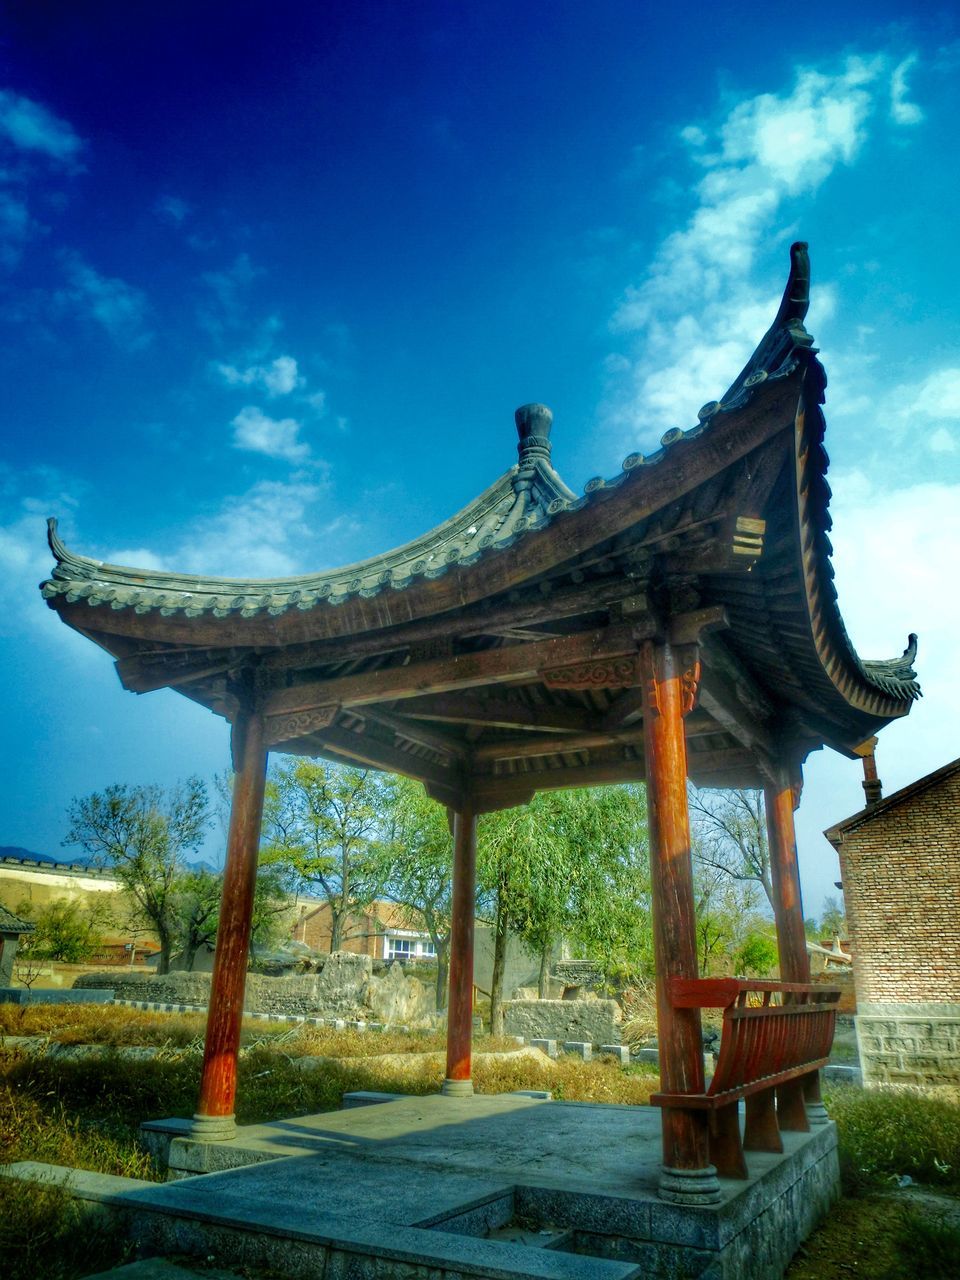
0, 903, 36, 987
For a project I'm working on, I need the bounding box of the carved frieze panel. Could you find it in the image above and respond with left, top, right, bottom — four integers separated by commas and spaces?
540, 654, 641, 691
264, 704, 340, 746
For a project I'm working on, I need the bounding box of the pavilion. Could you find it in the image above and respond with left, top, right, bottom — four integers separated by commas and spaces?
41, 243, 919, 1206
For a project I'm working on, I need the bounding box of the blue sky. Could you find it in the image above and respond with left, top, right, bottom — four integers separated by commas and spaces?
1, 3, 958, 921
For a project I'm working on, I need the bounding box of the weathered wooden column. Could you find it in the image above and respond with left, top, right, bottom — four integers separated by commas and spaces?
765, 770, 810, 985
765, 766, 825, 1125
193, 708, 269, 1138
641, 639, 720, 1204
442, 799, 477, 1097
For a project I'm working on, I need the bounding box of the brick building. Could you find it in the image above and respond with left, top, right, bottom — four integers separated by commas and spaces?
825, 756, 960, 1088
292, 899, 436, 963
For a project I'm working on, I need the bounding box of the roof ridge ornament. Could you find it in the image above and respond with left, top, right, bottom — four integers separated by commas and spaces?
515, 403, 553, 472
719, 241, 815, 411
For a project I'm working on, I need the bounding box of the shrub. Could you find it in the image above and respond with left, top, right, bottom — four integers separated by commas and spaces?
0, 1177, 134, 1280
827, 1085, 960, 1194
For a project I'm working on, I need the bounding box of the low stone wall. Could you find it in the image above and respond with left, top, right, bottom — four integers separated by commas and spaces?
503, 998, 621, 1045
74, 952, 433, 1026
856, 1001, 960, 1088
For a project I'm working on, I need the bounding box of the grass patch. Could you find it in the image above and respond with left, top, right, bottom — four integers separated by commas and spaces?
825, 1085, 960, 1194
786, 1195, 960, 1280
0, 1002, 300, 1049
0, 1177, 136, 1280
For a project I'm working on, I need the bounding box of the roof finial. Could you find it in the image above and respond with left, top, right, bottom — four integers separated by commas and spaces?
515, 403, 553, 469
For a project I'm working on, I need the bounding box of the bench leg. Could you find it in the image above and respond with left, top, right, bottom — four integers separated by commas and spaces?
804, 1070, 830, 1126
709, 1102, 748, 1179
776, 1080, 810, 1132
743, 1088, 783, 1153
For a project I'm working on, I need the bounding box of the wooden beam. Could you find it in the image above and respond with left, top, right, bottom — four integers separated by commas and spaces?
697, 634, 778, 781
287, 724, 459, 793
258, 579, 631, 673
473, 728, 646, 763
401, 693, 595, 734
472, 759, 646, 809
359, 707, 469, 762
264, 625, 639, 717
601, 687, 647, 729
686, 747, 760, 776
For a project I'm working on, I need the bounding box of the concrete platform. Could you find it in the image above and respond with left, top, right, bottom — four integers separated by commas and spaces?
5, 1094, 839, 1280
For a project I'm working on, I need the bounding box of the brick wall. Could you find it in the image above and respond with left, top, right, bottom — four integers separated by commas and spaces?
828, 763, 960, 1088
835, 768, 960, 1007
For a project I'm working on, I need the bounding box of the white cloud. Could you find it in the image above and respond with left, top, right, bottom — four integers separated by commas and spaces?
217, 354, 302, 396
890, 55, 924, 125
231, 405, 310, 462
827, 472, 960, 760
56, 253, 153, 350
605, 55, 915, 448
908, 367, 960, 419
0, 89, 85, 168
929, 428, 956, 454
106, 547, 168, 571
796, 473, 960, 909
175, 477, 330, 577
0, 469, 90, 649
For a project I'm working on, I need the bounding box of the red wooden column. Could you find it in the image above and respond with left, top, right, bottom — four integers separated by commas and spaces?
641, 640, 720, 1204
765, 768, 825, 1125
443, 800, 477, 1097
193, 709, 269, 1138
765, 772, 811, 985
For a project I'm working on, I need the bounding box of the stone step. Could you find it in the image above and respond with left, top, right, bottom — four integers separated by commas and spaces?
84, 1259, 245, 1280
2, 1158, 646, 1280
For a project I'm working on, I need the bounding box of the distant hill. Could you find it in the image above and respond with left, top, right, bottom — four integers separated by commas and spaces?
0, 845, 91, 867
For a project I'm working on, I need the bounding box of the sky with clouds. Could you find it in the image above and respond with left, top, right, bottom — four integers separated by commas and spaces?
1, 2, 958, 921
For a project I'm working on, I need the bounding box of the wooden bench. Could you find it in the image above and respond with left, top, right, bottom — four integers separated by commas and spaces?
650, 977, 840, 1178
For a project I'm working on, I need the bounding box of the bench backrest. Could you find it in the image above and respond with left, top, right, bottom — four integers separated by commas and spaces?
669, 977, 840, 1097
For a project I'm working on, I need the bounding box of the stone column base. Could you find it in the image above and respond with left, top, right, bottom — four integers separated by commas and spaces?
659, 1164, 722, 1205
441, 1078, 474, 1097
806, 1101, 830, 1126
189, 1112, 238, 1142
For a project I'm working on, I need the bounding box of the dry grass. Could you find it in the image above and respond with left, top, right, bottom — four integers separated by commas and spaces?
0, 1002, 298, 1048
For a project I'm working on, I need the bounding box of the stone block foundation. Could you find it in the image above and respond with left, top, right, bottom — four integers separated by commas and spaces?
856, 1001, 960, 1088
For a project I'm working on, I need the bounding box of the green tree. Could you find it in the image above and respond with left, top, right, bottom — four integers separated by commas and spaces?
376, 777, 454, 1008
63, 778, 210, 974
478, 785, 650, 1034
693, 862, 769, 977
688, 787, 773, 910
173, 864, 294, 970
14, 897, 108, 963
260, 759, 389, 952
732, 929, 779, 978
819, 894, 846, 939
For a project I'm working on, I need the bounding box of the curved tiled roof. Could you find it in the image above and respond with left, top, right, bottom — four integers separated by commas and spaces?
40, 243, 919, 726
42, 407, 577, 618
41, 255, 812, 624
0, 904, 35, 935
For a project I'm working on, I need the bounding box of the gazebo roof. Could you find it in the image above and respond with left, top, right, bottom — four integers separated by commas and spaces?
41, 243, 919, 811
0, 904, 35, 936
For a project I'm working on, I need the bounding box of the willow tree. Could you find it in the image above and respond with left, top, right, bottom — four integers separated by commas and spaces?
479, 784, 650, 1034
260, 759, 390, 952
376, 776, 455, 1008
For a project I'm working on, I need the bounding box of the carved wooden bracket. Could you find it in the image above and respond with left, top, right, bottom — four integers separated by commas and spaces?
680, 653, 702, 717
263, 703, 340, 747
540, 653, 641, 691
